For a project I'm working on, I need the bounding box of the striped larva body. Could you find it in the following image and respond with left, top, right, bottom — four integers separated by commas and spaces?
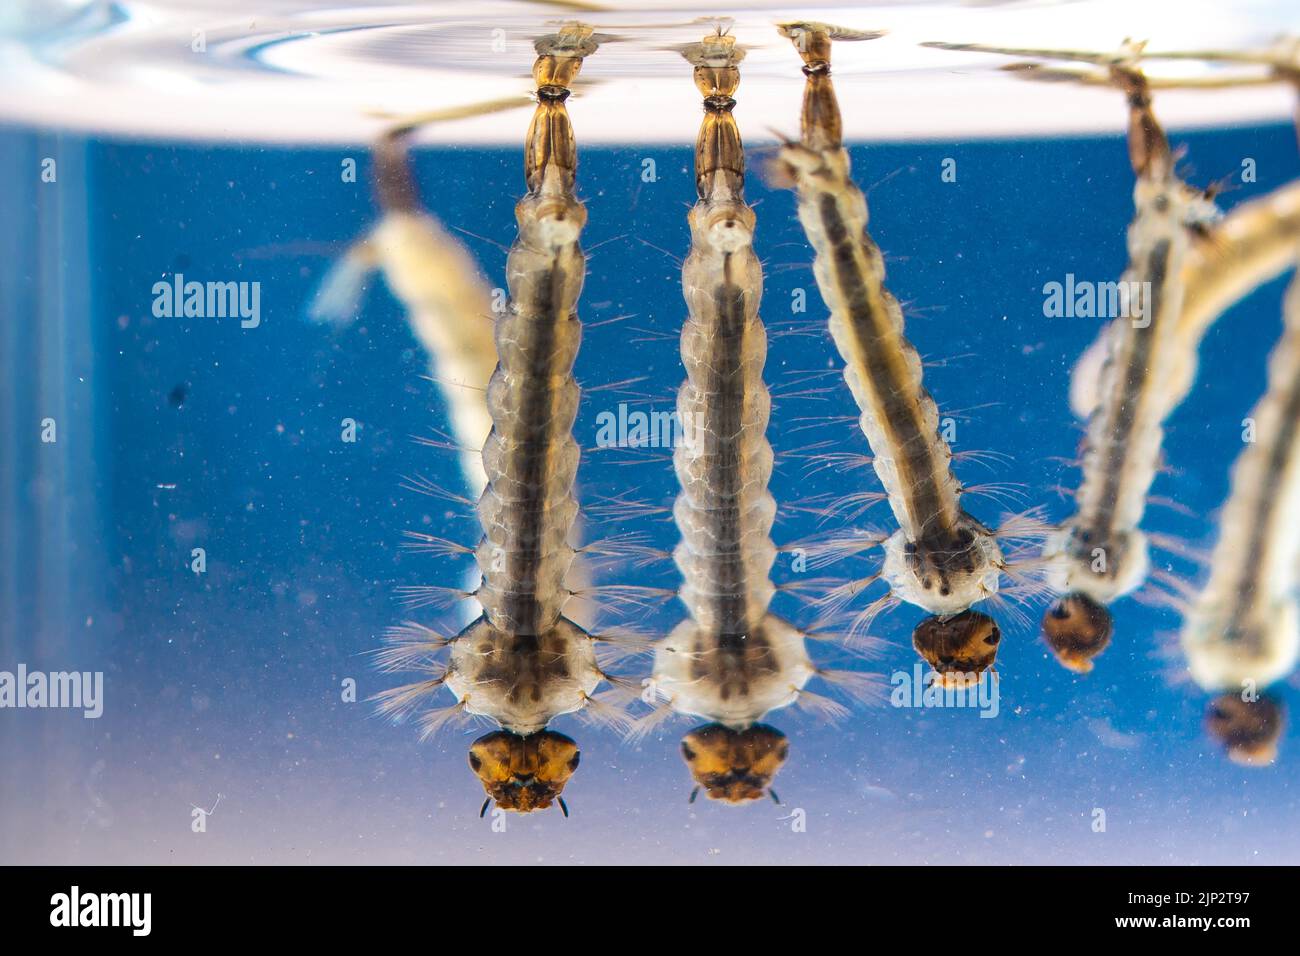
669, 32, 781, 656
648, 33, 872, 804
655, 31, 808, 737
375, 25, 622, 816
773, 23, 1003, 617
1180, 265, 1300, 695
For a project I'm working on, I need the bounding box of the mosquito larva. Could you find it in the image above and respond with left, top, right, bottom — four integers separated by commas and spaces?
658, 33, 801, 734
949, 42, 1223, 672
1180, 268, 1300, 766
651, 29, 884, 794
373, 23, 629, 816
642, 30, 876, 805
773, 23, 1020, 631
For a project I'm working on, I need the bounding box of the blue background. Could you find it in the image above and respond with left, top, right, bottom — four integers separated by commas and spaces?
1, 117, 1297, 863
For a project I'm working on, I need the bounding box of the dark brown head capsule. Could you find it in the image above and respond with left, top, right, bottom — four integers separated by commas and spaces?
913, 610, 1001, 687
1204, 692, 1284, 767
680, 723, 789, 805
468, 730, 581, 815
1041, 592, 1114, 673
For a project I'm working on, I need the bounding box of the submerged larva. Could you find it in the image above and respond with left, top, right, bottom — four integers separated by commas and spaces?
772, 23, 1012, 621
374, 24, 630, 817
644, 30, 875, 805
970, 44, 1221, 672
1180, 266, 1300, 699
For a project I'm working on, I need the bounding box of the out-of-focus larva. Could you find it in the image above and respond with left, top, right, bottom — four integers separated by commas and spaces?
1181, 266, 1300, 700
643, 30, 877, 805
373, 23, 633, 817
931, 41, 1220, 672
1136, 39, 1300, 764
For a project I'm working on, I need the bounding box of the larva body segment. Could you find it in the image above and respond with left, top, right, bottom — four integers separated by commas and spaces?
445, 617, 602, 735
1181, 265, 1300, 693
774, 23, 1002, 616
654, 615, 814, 730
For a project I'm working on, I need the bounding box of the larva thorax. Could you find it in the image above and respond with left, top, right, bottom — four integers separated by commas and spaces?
446, 617, 601, 735
776, 23, 1003, 616
655, 616, 814, 731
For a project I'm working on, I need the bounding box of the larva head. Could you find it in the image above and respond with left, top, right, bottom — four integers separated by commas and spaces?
1042, 593, 1113, 673
468, 730, 581, 815
912, 610, 1001, 687
1204, 693, 1284, 767
680, 723, 789, 804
